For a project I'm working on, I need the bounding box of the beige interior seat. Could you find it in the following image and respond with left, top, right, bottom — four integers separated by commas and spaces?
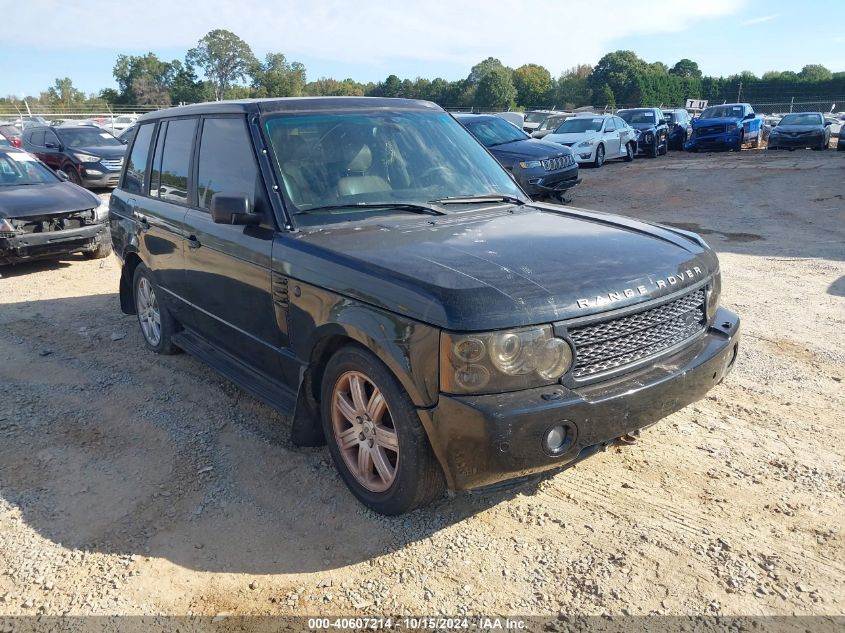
337, 144, 391, 197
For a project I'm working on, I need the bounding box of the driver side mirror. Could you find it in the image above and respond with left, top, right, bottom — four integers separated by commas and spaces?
45, 141, 63, 150
743, 113, 755, 121
211, 192, 261, 226
56, 169, 69, 181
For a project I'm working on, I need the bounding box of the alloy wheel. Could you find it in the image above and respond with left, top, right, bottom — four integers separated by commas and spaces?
331, 370, 399, 492
136, 277, 162, 346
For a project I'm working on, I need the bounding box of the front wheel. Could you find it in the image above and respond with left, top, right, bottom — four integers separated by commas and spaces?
83, 241, 112, 260
659, 137, 668, 155
64, 166, 82, 186
321, 346, 445, 515
650, 139, 659, 158
593, 144, 605, 168
623, 142, 634, 162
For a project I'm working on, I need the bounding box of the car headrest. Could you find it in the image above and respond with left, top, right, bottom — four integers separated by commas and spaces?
346, 144, 372, 172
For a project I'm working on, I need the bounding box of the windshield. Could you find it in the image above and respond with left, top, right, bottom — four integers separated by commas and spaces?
700, 105, 744, 119
553, 117, 604, 133
662, 112, 676, 123
618, 110, 656, 124
0, 152, 59, 185
538, 116, 568, 131
778, 113, 822, 126
461, 117, 527, 147
55, 127, 122, 148
524, 112, 551, 123
264, 110, 524, 226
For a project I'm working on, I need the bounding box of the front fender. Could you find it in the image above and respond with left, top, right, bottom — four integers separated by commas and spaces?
290, 283, 441, 407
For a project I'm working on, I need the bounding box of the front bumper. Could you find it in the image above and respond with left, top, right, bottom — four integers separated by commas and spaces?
0, 223, 108, 264
685, 132, 742, 151
768, 134, 824, 149
81, 168, 121, 188
420, 307, 741, 490
520, 164, 581, 195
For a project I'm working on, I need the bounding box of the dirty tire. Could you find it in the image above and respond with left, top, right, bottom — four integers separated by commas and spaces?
321, 345, 446, 515
83, 241, 113, 260
132, 263, 179, 355
65, 166, 82, 186
660, 137, 668, 155
624, 142, 634, 162
650, 140, 659, 158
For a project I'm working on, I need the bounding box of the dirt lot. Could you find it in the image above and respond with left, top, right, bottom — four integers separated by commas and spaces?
1, 149, 843, 622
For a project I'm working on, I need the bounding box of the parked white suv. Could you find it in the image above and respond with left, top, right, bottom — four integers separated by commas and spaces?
543, 114, 636, 167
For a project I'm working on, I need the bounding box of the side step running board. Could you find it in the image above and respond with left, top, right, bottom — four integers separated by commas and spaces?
172, 329, 297, 415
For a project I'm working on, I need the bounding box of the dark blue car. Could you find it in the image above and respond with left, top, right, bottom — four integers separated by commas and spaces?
453, 113, 580, 202
685, 103, 763, 152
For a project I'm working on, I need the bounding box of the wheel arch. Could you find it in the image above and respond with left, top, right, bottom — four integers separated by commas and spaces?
119, 250, 143, 315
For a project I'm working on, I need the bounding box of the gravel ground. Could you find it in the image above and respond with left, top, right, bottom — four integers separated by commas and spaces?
0, 148, 843, 621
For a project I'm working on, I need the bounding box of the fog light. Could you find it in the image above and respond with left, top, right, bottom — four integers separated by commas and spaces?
85, 169, 103, 176
544, 423, 574, 455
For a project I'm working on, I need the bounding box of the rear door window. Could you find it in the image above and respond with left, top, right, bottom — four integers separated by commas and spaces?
196, 117, 259, 211
123, 123, 154, 195
152, 118, 196, 204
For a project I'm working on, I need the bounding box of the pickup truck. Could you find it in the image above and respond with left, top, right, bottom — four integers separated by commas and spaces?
685, 103, 762, 151
110, 97, 740, 515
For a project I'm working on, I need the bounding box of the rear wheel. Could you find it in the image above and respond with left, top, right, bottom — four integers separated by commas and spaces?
321, 346, 445, 515
593, 144, 605, 168
133, 264, 179, 354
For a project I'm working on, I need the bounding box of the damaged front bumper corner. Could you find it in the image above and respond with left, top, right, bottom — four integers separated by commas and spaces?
0, 223, 108, 265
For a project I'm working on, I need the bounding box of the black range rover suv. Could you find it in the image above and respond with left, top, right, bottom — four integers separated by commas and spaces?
110, 98, 740, 515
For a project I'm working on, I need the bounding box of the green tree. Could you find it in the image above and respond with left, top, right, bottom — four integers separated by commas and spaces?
113, 53, 175, 104
552, 65, 593, 108
670, 59, 702, 79
589, 50, 648, 106
251, 53, 306, 97
798, 64, 832, 82
467, 57, 510, 85
170, 60, 207, 104
380, 74, 404, 98
47, 77, 85, 108
187, 29, 257, 100
596, 84, 616, 108
512, 64, 552, 107
474, 67, 516, 109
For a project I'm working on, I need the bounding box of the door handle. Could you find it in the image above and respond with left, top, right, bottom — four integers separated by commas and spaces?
187, 235, 201, 250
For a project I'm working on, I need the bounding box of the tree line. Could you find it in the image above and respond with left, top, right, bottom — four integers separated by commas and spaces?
2, 29, 843, 113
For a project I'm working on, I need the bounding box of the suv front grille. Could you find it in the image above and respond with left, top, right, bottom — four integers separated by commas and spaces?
568, 288, 707, 379
542, 155, 573, 171
101, 158, 124, 171
695, 125, 726, 137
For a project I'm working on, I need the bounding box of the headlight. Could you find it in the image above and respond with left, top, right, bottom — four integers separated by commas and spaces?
519, 160, 542, 169
94, 199, 110, 221
706, 271, 721, 322
73, 153, 101, 163
441, 326, 573, 394
726, 124, 738, 132
576, 139, 594, 147
644, 132, 653, 142
0, 217, 18, 234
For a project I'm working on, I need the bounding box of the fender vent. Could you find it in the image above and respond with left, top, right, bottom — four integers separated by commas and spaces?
271, 271, 289, 308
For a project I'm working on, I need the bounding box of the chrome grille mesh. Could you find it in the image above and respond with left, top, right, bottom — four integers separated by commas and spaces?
569, 288, 707, 379
100, 158, 124, 171
542, 154, 574, 171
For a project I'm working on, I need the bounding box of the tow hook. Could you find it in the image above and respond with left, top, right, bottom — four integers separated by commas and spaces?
616, 429, 641, 446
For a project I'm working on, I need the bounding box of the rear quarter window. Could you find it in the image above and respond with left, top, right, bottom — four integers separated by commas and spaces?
123, 123, 154, 195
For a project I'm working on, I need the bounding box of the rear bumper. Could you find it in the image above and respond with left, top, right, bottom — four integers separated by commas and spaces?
420, 307, 741, 490
0, 223, 108, 264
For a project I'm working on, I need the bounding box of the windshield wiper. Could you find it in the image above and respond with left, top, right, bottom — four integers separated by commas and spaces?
433, 194, 527, 206
295, 202, 447, 216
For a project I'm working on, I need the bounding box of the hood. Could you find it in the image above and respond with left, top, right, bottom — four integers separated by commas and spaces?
693, 116, 740, 128
490, 138, 573, 159
543, 131, 598, 144
0, 181, 101, 219
278, 204, 718, 331
72, 145, 126, 159
628, 121, 659, 131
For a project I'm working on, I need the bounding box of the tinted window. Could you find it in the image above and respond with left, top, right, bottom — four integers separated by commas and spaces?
197, 117, 259, 211
29, 130, 46, 146
614, 117, 627, 129
123, 123, 154, 194
44, 129, 60, 145
604, 118, 616, 132
55, 127, 122, 148
154, 118, 196, 204
459, 117, 528, 147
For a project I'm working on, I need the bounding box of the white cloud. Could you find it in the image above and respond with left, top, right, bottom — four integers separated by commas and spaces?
742, 14, 777, 26
9, 0, 745, 77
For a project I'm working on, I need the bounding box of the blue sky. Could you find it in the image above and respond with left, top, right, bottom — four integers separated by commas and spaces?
2, 0, 843, 98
